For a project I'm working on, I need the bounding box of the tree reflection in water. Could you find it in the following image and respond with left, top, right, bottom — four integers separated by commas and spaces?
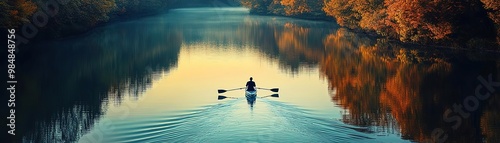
15, 24, 182, 142
13, 12, 500, 142
238, 16, 500, 142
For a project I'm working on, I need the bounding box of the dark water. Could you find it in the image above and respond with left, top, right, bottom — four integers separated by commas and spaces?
8, 8, 500, 143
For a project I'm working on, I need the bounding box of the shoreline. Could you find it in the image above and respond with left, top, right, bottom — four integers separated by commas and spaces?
23, 7, 500, 54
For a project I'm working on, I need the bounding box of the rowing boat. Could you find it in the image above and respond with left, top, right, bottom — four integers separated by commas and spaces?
245, 90, 257, 97
245, 90, 257, 107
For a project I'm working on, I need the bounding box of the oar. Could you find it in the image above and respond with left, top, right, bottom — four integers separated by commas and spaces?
219, 94, 279, 100
218, 87, 244, 94
270, 94, 279, 97
257, 87, 279, 92
218, 95, 238, 100
260, 94, 279, 98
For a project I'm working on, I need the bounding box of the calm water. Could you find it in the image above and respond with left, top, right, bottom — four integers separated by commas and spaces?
11, 8, 500, 143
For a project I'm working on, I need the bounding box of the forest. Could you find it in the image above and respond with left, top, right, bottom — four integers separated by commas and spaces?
1, 0, 499, 49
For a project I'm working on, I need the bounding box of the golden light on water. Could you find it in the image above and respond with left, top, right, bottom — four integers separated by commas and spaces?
13, 7, 499, 143
105, 42, 339, 118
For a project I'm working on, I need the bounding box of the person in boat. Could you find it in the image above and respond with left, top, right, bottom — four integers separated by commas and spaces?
246, 77, 256, 91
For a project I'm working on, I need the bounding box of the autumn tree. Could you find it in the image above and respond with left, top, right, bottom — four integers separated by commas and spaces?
384, 0, 458, 42
241, 0, 325, 18
39, 0, 116, 37
115, 0, 170, 15
240, 0, 275, 14
281, 0, 308, 15
323, 0, 385, 30
280, 0, 323, 16
480, 0, 500, 44
323, 0, 359, 29
1, 0, 175, 38
481, 0, 500, 26
0, 0, 37, 28
323, 0, 497, 45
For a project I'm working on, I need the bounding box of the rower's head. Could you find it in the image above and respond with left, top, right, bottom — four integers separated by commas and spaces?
250, 77, 253, 81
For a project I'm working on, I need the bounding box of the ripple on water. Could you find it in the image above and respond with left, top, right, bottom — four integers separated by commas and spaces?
99, 98, 402, 143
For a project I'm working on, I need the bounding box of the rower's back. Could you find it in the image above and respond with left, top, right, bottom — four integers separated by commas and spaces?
246, 77, 256, 91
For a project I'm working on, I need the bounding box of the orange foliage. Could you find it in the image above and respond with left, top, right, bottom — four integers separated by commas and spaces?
323, 0, 387, 31
10, 10, 19, 16
279, 0, 311, 15
379, 65, 425, 138
384, 0, 455, 41
321, 28, 389, 126
323, 0, 359, 29
480, 0, 500, 24
384, 0, 425, 41
19, 0, 37, 14
481, 110, 500, 142
323, 0, 471, 43
1, 0, 38, 27
319, 28, 485, 142
480, 0, 500, 45
274, 22, 324, 67
239, 15, 497, 141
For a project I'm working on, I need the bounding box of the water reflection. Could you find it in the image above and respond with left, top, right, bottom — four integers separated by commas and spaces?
320, 29, 500, 142
14, 7, 500, 142
235, 12, 500, 142
245, 94, 257, 108
238, 17, 335, 74
15, 17, 182, 142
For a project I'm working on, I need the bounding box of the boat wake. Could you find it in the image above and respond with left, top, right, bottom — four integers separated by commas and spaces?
93, 98, 405, 143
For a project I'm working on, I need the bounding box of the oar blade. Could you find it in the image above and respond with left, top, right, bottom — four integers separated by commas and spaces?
270, 94, 279, 98
218, 95, 227, 100
218, 89, 227, 94
270, 88, 279, 92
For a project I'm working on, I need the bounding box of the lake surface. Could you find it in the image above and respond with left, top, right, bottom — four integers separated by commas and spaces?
12, 8, 500, 143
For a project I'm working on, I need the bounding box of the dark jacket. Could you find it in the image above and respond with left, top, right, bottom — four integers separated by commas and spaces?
246, 81, 256, 91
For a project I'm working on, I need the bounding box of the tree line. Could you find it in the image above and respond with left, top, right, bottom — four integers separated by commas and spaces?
1, 0, 498, 48
1, 0, 170, 38
0, 0, 238, 38
241, 0, 500, 48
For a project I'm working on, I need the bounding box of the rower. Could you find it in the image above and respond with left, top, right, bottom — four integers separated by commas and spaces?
246, 77, 256, 91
